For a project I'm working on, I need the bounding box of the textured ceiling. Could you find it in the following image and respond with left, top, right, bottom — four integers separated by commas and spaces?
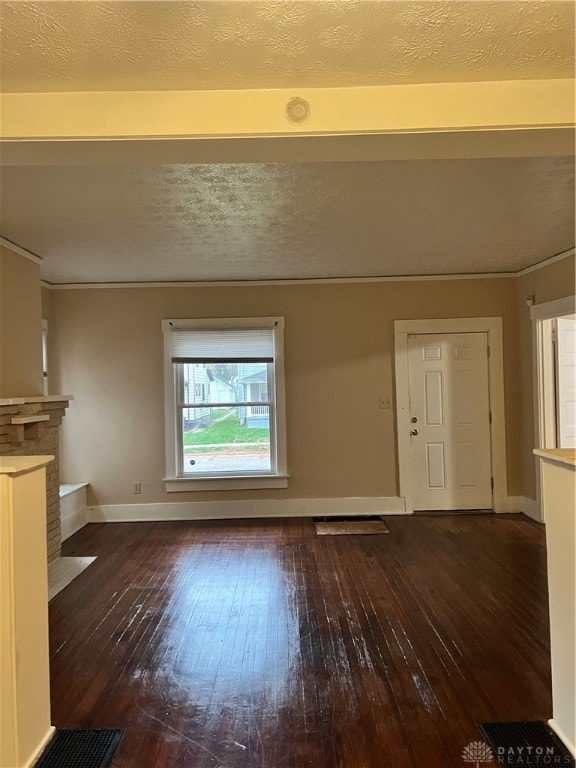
1, 159, 574, 284
1, 0, 574, 93
1, 1, 574, 284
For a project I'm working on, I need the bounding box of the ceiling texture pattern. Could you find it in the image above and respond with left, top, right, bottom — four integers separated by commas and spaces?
1, 158, 573, 284
1, 1, 574, 92
0, 0, 574, 284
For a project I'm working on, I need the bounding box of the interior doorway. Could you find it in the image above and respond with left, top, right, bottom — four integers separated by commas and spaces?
531, 295, 576, 522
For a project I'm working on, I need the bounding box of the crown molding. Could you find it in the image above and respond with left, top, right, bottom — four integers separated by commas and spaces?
41, 272, 515, 289
0, 237, 43, 265
35, 250, 575, 290
516, 248, 575, 277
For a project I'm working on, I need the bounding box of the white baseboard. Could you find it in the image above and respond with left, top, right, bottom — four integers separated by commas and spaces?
60, 483, 89, 540
493, 496, 523, 513
548, 718, 576, 758
23, 725, 55, 768
87, 496, 407, 523
494, 495, 543, 522
86, 496, 548, 524
521, 495, 543, 523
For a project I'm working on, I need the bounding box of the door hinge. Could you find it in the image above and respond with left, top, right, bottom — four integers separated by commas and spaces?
491, 477, 494, 490
487, 345, 491, 357
489, 411, 492, 424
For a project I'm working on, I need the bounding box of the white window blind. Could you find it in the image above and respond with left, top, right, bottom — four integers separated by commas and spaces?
167, 327, 274, 363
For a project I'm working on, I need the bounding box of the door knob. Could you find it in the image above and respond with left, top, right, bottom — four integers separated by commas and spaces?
411, 428, 419, 436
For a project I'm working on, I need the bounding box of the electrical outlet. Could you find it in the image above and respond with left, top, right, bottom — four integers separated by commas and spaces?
379, 396, 393, 410
132, 481, 142, 494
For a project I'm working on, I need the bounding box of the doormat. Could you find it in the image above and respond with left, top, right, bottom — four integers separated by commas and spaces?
314, 516, 390, 535
479, 721, 575, 767
35, 729, 123, 768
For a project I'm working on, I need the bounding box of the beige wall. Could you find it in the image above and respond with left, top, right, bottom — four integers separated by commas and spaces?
516, 254, 576, 501
51, 277, 522, 506
0, 245, 43, 397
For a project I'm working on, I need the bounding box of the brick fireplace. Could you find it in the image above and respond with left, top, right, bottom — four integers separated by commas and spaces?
0, 396, 70, 563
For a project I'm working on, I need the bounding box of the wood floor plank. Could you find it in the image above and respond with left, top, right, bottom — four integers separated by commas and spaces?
50, 515, 551, 768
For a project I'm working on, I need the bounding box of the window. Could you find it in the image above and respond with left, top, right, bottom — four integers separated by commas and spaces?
162, 317, 288, 491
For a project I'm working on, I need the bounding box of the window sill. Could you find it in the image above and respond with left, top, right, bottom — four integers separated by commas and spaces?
164, 475, 289, 492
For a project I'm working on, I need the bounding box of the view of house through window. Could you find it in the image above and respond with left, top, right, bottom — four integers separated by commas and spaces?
179, 361, 272, 474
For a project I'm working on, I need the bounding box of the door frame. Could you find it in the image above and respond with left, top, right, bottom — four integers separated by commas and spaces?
530, 295, 576, 522
394, 317, 508, 513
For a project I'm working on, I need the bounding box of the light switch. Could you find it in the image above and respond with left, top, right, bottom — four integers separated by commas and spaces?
379, 396, 393, 410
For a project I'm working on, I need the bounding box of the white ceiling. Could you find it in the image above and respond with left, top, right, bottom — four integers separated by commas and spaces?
0, 1, 574, 284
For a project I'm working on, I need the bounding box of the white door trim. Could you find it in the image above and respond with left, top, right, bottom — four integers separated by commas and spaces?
530, 294, 576, 321
394, 318, 508, 513
530, 295, 576, 522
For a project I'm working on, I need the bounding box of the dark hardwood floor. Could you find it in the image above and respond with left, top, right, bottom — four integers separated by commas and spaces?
51, 515, 551, 768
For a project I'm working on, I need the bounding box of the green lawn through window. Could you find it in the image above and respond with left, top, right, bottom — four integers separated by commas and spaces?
183, 411, 269, 447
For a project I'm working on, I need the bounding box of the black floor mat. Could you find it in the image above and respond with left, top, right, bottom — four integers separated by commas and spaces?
35, 729, 123, 768
479, 721, 574, 767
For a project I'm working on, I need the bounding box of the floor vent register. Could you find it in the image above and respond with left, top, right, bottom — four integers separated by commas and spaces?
35, 729, 123, 768
479, 721, 574, 767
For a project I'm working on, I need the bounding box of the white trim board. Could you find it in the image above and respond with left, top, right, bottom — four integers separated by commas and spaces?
530, 294, 576, 321
517, 248, 575, 277
394, 317, 508, 514
60, 483, 89, 541
42, 272, 514, 289
88, 496, 407, 523
521, 496, 542, 523
85, 497, 524, 523
548, 719, 576, 758
22, 726, 56, 768
0, 236, 43, 264
38, 247, 575, 290
495, 495, 543, 520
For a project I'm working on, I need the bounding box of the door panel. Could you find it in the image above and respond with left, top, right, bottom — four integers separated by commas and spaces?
456, 443, 476, 487
408, 332, 492, 511
424, 371, 443, 425
426, 443, 446, 488
555, 317, 576, 448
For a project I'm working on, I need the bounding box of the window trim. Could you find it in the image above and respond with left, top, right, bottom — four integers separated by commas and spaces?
162, 317, 288, 492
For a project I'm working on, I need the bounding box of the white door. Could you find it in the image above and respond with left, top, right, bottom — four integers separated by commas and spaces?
408, 332, 492, 511
555, 317, 576, 448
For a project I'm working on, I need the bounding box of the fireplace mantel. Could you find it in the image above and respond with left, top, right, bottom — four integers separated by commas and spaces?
0, 395, 73, 406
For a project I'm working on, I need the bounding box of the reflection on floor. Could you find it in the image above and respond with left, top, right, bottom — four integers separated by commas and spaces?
48, 556, 96, 601
50, 516, 550, 768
